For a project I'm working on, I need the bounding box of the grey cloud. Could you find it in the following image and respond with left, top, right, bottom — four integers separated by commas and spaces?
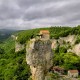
23, 0, 80, 21
0, 0, 80, 29
0, 0, 23, 20
16, 0, 61, 9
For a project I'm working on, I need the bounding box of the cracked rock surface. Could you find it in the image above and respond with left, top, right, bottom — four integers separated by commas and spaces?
26, 39, 53, 80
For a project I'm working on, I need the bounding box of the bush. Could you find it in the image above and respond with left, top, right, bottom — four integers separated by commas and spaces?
59, 46, 67, 53
75, 35, 80, 44
0, 48, 5, 54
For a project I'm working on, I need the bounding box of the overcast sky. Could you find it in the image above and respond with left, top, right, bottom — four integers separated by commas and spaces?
0, 0, 80, 30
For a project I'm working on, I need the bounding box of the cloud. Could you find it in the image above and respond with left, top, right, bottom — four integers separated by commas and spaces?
0, 0, 80, 29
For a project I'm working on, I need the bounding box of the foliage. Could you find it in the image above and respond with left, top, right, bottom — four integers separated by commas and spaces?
47, 72, 60, 80
59, 46, 67, 53
0, 38, 31, 80
53, 51, 80, 70
0, 25, 80, 79
0, 47, 5, 54
75, 35, 80, 44
16, 29, 40, 44
15, 26, 80, 44
63, 53, 80, 70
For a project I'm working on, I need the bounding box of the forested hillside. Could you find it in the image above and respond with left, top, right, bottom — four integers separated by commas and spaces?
17, 25, 80, 44
0, 38, 30, 80
0, 25, 80, 80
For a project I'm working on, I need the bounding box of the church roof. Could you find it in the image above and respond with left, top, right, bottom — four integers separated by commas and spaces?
40, 30, 49, 34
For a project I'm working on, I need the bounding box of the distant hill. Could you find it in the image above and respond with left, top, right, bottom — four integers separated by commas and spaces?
0, 29, 17, 42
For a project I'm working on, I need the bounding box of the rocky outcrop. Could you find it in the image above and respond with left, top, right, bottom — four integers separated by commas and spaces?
73, 43, 80, 56
15, 41, 25, 52
58, 35, 80, 56
26, 38, 53, 80
51, 35, 80, 56
51, 39, 57, 49
58, 35, 76, 45
12, 36, 25, 52
68, 43, 80, 56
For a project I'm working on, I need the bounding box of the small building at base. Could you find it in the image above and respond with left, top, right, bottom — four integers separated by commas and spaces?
68, 70, 79, 78
52, 66, 64, 75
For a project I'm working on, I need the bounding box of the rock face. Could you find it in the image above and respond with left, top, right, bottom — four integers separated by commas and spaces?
26, 39, 53, 80
14, 36, 25, 52
15, 41, 25, 52
58, 35, 76, 45
71, 43, 80, 56
51, 39, 57, 49
51, 35, 80, 56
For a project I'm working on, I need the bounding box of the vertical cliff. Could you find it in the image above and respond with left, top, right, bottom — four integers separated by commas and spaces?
26, 39, 53, 80
12, 36, 25, 52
